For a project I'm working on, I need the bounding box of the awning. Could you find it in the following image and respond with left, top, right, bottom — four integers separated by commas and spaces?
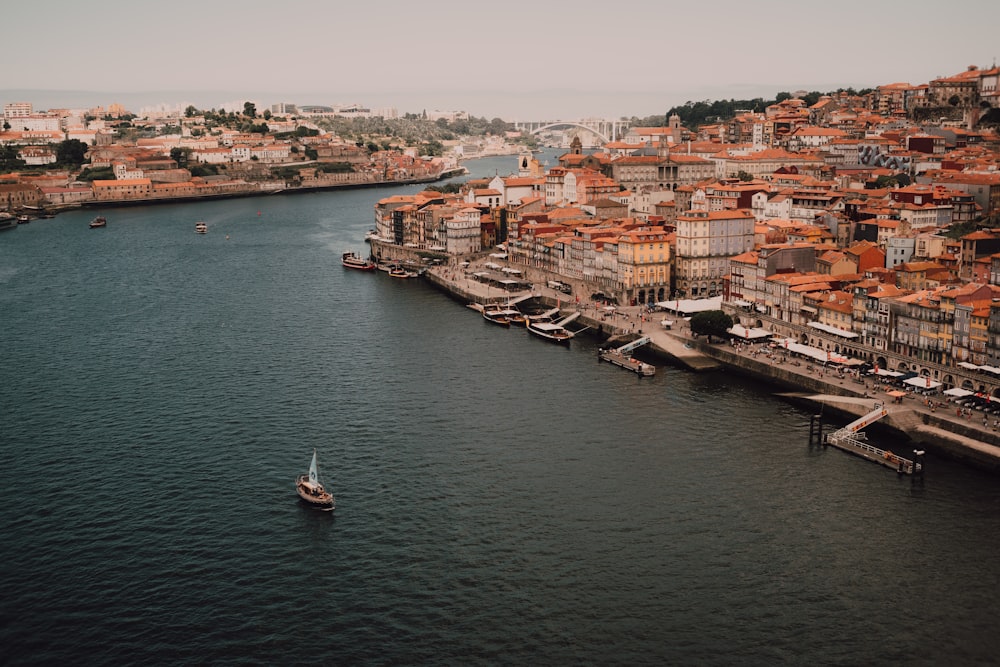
874, 368, 904, 377
808, 321, 858, 339
654, 296, 723, 315
800, 305, 818, 314
958, 361, 980, 370
980, 365, 1000, 375
728, 324, 771, 340
944, 387, 974, 397
903, 376, 942, 389
886, 390, 907, 398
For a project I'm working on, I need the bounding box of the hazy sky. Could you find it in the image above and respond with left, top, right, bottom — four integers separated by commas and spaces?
4, 0, 999, 120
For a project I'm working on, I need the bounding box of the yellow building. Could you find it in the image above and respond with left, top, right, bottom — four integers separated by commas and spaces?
617, 228, 672, 305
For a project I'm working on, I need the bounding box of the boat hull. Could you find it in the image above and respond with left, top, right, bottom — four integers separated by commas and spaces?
527, 324, 573, 345
296, 476, 335, 510
342, 252, 376, 271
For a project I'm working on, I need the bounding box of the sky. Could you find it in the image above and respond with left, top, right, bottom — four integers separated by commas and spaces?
3, 0, 999, 120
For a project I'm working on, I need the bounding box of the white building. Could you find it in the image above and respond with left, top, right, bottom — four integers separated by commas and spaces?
445, 208, 482, 255
675, 209, 755, 297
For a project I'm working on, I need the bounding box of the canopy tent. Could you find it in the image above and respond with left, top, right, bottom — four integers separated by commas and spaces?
807, 321, 858, 339
773, 338, 849, 364
944, 387, 974, 397
873, 368, 904, 378
980, 365, 1000, 376
489, 253, 508, 259
728, 324, 771, 340
483, 262, 503, 270
655, 296, 723, 315
886, 390, 907, 398
903, 376, 942, 389
500, 267, 522, 275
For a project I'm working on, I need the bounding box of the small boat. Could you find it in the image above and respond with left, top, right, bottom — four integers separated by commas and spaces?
527, 313, 579, 345
364, 229, 378, 242
296, 449, 335, 511
89, 216, 107, 229
388, 266, 418, 279
482, 305, 512, 327
527, 319, 575, 344
17, 215, 31, 224
195, 222, 208, 234
342, 251, 376, 271
0, 214, 17, 232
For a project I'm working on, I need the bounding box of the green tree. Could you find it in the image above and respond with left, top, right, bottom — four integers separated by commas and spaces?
689, 310, 733, 344
184, 105, 198, 118
262, 109, 272, 120
55, 139, 89, 167
243, 101, 257, 118
736, 170, 754, 182
0, 145, 25, 170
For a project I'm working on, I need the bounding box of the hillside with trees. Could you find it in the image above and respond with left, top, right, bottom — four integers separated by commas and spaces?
651, 88, 875, 128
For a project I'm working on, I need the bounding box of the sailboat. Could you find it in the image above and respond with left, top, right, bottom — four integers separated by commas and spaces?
295, 449, 335, 510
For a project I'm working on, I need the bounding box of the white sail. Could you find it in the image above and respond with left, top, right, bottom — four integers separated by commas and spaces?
308, 450, 319, 485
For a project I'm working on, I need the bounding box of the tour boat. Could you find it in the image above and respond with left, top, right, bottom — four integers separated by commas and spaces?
195, 221, 208, 234
342, 251, 376, 271
296, 449, 335, 511
482, 305, 512, 327
89, 216, 107, 229
526, 318, 575, 344
388, 266, 418, 279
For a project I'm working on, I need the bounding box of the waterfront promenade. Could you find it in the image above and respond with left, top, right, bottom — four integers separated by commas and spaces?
425, 257, 1000, 472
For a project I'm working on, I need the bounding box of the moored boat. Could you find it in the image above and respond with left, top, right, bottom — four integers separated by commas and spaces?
296, 449, 335, 511
89, 216, 107, 229
342, 251, 376, 271
526, 318, 575, 344
482, 305, 512, 326
388, 266, 418, 279
195, 221, 208, 234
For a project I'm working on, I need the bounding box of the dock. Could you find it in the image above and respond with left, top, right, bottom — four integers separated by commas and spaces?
817, 400, 925, 475
599, 336, 656, 376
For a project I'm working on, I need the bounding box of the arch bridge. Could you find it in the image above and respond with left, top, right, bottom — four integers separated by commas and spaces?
512, 118, 626, 144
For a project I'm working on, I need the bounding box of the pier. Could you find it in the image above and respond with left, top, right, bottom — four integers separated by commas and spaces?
599, 336, 655, 376
824, 403, 924, 475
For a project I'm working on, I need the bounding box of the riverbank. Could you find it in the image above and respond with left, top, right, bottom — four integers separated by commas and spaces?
422, 258, 1000, 473
10, 166, 469, 219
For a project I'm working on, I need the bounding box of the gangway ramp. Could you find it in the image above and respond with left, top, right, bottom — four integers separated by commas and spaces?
821, 403, 922, 475
615, 335, 650, 355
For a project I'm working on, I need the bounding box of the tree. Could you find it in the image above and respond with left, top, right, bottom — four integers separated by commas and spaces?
689, 310, 733, 344
243, 101, 256, 118
736, 170, 754, 182
184, 105, 197, 118
55, 139, 89, 167
262, 109, 272, 121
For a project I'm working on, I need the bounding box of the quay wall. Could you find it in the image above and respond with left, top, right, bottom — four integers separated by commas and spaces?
422, 263, 1000, 472
680, 334, 1000, 471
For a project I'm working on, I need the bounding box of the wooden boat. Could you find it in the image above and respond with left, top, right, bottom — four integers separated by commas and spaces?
195, 221, 208, 234
482, 305, 512, 327
388, 266, 418, 279
296, 449, 335, 510
342, 251, 376, 271
89, 216, 107, 229
526, 319, 575, 344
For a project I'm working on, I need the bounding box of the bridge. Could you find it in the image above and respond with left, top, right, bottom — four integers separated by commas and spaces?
512, 118, 627, 144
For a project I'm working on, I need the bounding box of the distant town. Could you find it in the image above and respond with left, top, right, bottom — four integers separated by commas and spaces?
4, 65, 1000, 399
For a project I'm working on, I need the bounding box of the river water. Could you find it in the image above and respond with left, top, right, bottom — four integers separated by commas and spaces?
3, 153, 1000, 666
